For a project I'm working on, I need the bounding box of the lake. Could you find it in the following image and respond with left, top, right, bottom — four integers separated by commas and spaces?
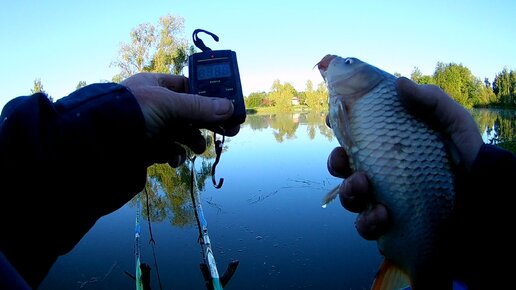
39, 108, 515, 290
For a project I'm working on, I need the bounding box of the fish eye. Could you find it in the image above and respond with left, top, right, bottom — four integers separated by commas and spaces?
344, 58, 353, 64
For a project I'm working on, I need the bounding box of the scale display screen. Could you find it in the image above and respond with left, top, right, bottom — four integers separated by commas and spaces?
196, 62, 231, 80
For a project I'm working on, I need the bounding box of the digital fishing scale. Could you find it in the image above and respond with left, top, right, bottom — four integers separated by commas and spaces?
188, 29, 247, 189
188, 29, 246, 126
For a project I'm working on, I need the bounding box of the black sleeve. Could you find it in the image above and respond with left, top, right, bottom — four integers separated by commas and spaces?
0, 83, 148, 288
452, 143, 516, 289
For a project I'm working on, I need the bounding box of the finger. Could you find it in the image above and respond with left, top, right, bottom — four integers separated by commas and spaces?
396, 76, 461, 131
327, 147, 352, 178
157, 74, 189, 93
207, 124, 241, 137
339, 172, 371, 212
173, 128, 207, 154
396, 77, 482, 169
147, 140, 187, 166
355, 204, 389, 241
167, 145, 187, 167
164, 91, 235, 125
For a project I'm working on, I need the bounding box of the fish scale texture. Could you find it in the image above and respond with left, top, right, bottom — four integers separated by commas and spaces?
334, 72, 455, 278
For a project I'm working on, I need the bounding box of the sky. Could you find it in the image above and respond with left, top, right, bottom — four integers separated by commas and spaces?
1, 0, 515, 109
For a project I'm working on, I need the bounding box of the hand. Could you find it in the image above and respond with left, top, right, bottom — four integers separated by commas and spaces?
326, 77, 483, 240
121, 72, 240, 167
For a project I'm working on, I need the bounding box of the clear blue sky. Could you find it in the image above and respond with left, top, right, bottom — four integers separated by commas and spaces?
1, 0, 515, 109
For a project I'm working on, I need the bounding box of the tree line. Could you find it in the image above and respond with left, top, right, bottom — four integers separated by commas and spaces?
246, 62, 516, 112
409, 63, 516, 108
29, 14, 515, 112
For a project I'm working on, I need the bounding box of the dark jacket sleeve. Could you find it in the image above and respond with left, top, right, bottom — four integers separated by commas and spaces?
453, 143, 516, 289
0, 83, 148, 288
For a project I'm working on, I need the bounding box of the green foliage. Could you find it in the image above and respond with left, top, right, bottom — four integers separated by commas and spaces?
30, 78, 52, 101
433, 62, 477, 108
111, 14, 189, 80
76, 81, 87, 89
304, 80, 328, 111
31, 78, 45, 94
411, 67, 435, 85
269, 79, 298, 112
493, 68, 516, 106
245, 91, 267, 108
472, 78, 496, 107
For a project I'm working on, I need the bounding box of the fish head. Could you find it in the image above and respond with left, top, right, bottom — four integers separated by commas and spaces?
317, 55, 384, 99
317, 55, 386, 152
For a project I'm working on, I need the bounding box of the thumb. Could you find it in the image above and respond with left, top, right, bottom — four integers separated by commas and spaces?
395, 77, 482, 170
167, 92, 234, 123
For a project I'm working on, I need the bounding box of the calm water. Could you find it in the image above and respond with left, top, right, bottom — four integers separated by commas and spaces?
40, 109, 515, 290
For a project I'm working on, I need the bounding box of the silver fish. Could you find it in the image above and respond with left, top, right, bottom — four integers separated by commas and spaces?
318, 55, 456, 290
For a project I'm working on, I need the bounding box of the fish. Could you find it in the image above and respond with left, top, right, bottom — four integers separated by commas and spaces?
317, 55, 456, 290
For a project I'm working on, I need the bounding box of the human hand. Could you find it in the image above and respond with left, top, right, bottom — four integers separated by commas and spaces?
326, 76, 483, 240
121, 72, 240, 167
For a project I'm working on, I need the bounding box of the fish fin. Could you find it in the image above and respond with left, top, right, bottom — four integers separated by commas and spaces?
321, 185, 339, 208
371, 259, 411, 290
329, 95, 356, 149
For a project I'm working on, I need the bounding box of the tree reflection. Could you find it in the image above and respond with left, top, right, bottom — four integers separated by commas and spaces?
244, 112, 335, 142
129, 132, 219, 227
129, 109, 514, 225
470, 108, 516, 144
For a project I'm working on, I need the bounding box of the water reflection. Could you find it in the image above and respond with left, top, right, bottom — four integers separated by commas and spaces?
245, 111, 335, 143
137, 108, 515, 224
471, 108, 516, 144
40, 108, 515, 290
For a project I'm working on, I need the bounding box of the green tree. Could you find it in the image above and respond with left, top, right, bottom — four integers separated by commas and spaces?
410, 67, 435, 85
316, 81, 328, 108
110, 14, 189, 81
493, 68, 516, 105
473, 79, 496, 107
245, 91, 267, 108
304, 80, 328, 111
76, 81, 87, 89
269, 79, 297, 112
111, 22, 156, 80
147, 14, 189, 75
31, 78, 52, 101
304, 80, 317, 109
433, 62, 476, 108
31, 78, 45, 94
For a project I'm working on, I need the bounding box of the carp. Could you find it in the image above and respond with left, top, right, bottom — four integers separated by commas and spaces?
318, 55, 456, 290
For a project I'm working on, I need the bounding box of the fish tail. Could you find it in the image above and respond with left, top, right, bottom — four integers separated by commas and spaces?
371, 259, 410, 290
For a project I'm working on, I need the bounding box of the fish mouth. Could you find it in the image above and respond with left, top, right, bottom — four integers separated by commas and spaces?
317, 54, 337, 72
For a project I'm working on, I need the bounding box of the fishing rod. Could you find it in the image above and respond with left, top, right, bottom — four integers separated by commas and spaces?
133, 193, 145, 290
129, 189, 159, 290
189, 156, 239, 290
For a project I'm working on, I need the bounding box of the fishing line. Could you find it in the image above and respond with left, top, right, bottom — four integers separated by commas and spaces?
143, 186, 164, 290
